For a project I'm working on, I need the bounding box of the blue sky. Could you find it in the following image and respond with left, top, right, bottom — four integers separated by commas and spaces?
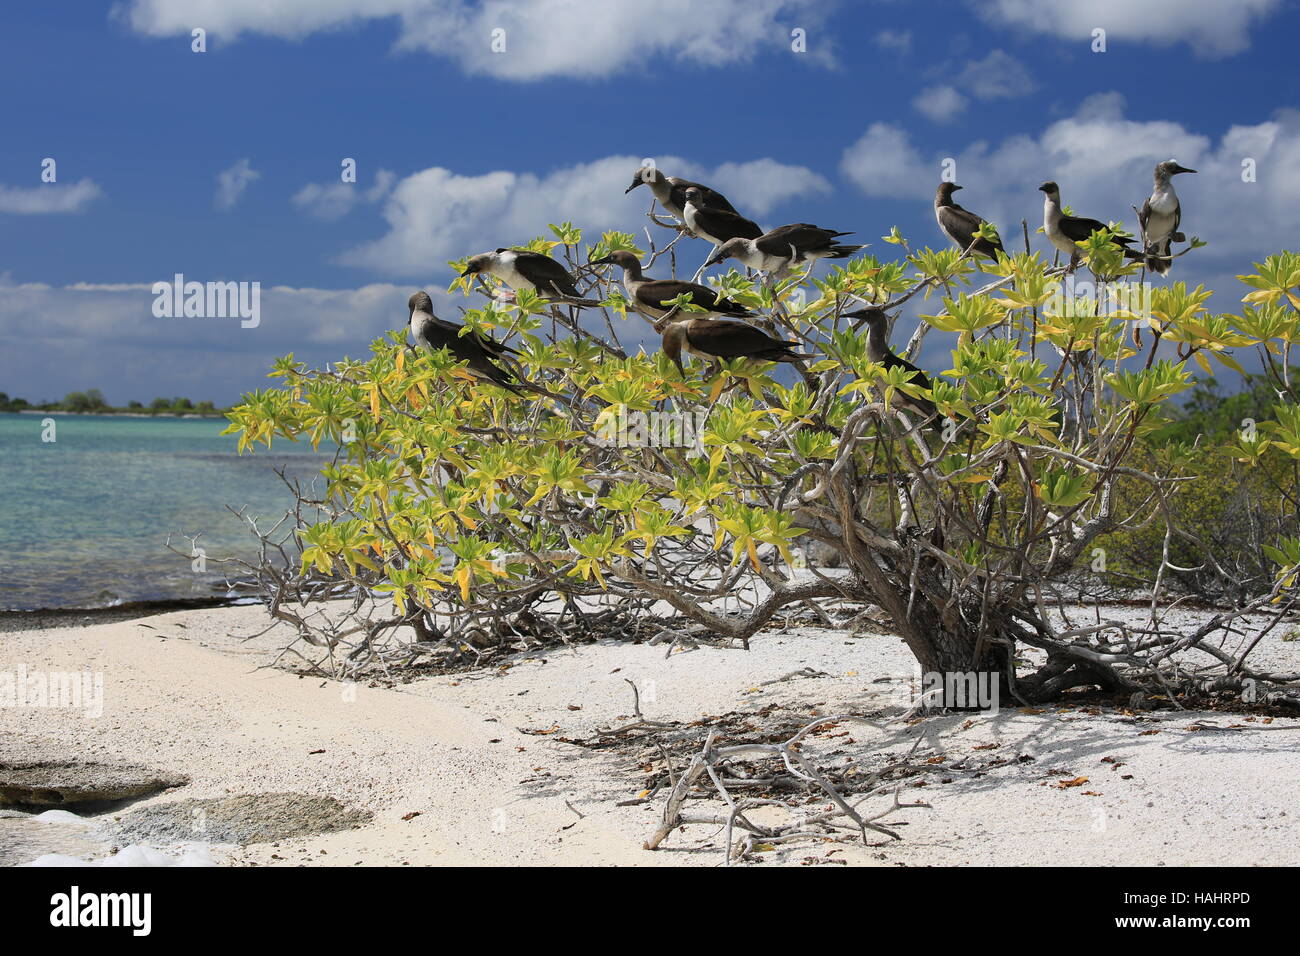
2, 0, 1298, 404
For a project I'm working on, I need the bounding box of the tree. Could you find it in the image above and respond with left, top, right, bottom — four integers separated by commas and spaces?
223, 227, 1300, 710
150, 397, 171, 412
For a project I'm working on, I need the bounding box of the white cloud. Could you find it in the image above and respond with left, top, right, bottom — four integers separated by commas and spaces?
342, 155, 831, 277
956, 49, 1035, 100
214, 159, 260, 210
913, 49, 1034, 123
118, 0, 829, 80
978, 0, 1282, 58
874, 29, 912, 53
913, 86, 967, 124
292, 170, 396, 220
839, 124, 930, 198
0, 277, 419, 404
842, 92, 1300, 266
0, 179, 102, 215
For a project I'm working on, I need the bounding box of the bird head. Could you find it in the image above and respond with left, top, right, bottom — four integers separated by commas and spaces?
408, 291, 434, 315
460, 253, 493, 278
1038, 181, 1061, 200
682, 186, 703, 206
937, 181, 963, 199
844, 306, 888, 330
704, 238, 746, 268
591, 250, 639, 271
625, 165, 659, 194
1156, 159, 1196, 179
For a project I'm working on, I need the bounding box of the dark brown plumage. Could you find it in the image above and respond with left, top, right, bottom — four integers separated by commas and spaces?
845, 307, 939, 421
658, 317, 808, 376
934, 183, 1004, 259
408, 291, 521, 394
592, 251, 754, 321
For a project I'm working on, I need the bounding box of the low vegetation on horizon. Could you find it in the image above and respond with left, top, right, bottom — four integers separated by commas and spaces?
0, 389, 226, 415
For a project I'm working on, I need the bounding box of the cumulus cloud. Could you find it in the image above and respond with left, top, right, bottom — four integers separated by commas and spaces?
118, 0, 829, 80
0, 278, 417, 405
913, 49, 1035, 123
913, 86, 967, 124
843, 92, 1300, 266
214, 159, 260, 210
956, 49, 1035, 101
0, 179, 102, 214
341, 155, 830, 277
977, 0, 1282, 58
874, 29, 912, 53
292, 169, 396, 221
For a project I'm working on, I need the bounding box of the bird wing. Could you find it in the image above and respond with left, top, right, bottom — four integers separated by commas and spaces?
754, 223, 845, 256
938, 206, 980, 247
636, 279, 721, 313
1059, 214, 1134, 245
668, 178, 738, 215
683, 319, 795, 359
427, 314, 518, 359
881, 351, 932, 392
514, 252, 581, 297
1138, 197, 1152, 234
690, 204, 763, 242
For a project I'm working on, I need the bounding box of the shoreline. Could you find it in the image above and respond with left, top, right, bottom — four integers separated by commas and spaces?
3, 601, 1299, 866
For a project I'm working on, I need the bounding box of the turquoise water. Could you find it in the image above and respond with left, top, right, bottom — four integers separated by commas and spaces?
0, 413, 332, 610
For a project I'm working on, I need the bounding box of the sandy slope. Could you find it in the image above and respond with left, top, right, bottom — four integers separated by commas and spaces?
2, 603, 1297, 866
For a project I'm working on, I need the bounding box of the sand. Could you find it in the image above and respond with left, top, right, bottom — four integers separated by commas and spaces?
2, 602, 1297, 866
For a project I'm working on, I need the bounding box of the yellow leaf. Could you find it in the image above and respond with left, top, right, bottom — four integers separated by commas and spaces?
369, 385, 381, 421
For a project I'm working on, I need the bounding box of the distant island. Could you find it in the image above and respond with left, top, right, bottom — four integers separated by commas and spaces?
0, 389, 229, 417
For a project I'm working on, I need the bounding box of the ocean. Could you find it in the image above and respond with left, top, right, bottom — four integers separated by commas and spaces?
0, 413, 332, 611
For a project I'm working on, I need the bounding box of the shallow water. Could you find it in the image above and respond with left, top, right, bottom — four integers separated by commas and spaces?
0, 413, 332, 610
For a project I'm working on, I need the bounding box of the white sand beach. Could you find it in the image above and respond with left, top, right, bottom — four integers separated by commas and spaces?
3, 603, 1298, 867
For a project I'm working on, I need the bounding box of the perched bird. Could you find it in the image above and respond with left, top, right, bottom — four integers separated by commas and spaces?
682, 187, 763, 247
407, 291, 522, 394
704, 223, 864, 277
1039, 181, 1139, 270
591, 251, 755, 321
461, 248, 583, 299
1138, 160, 1196, 275
934, 183, 1005, 259
657, 316, 808, 377
624, 165, 739, 220
844, 307, 939, 422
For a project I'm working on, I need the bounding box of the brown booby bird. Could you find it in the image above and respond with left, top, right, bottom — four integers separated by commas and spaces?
682, 187, 763, 247
624, 165, 738, 220
1138, 160, 1195, 275
703, 223, 864, 277
408, 291, 522, 394
461, 249, 583, 299
591, 251, 755, 321
1039, 181, 1140, 270
657, 316, 808, 377
844, 307, 939, 421
934, 183, 1005, 259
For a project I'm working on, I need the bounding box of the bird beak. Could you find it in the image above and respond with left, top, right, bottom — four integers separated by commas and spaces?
843, 308, 877, 320
624, 181, 640, 194
459, 266, 474, 277
704, 254, 723, 268
1174, 165, 1197, 175
951, 185, 963, 192
591, 254, 614, 266
1037, 183, 1052, 193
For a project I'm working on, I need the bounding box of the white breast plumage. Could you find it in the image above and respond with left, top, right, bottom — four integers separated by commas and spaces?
489, 251, 530, 291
